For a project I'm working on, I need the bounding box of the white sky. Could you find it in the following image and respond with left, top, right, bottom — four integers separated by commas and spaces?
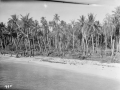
0, 0, 120, 24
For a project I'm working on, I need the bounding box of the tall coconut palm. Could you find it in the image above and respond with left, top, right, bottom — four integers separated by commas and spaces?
41, 17, 49, 53
53, 14, 60, 51
78, 15, 88, 55
32, 20, 41, 52
8, 14, 20, 56
103, 14, 115, 56
87, 13, 96, 53
58, 20, 68, 55
60, 20, 67, 51
77, 15, 85, 46
49, 21, 56, 50
86, 13, 102, 55
20, 14, 36, 56
71, 20, 76, 51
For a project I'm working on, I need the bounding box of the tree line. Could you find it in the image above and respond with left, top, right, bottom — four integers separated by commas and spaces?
0, 6, 120, 62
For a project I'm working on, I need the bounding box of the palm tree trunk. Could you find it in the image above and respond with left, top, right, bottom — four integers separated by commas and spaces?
0, 38, 3, 50
118, 38, 120, 52
28, 39, 31, 57
55, 35, 58, 50
92, 35, 94, 53
105, 37, 107, 56
33, 38, 35, 56
82, 38, 85, 55
85, 39, 88, 55
95, 36, 98, 53
116, 37, 119, 52
73, 30, 75, 51
111, 40, 115, 57
38, 39, 41, 52
59, 37, 62, 53
110, 35, 113, 54
13, 38, 19, 57
23, 39, 27, 57
25, 42, 28, 57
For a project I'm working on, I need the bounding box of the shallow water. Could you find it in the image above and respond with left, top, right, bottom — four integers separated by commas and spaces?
0, 60, 120, 90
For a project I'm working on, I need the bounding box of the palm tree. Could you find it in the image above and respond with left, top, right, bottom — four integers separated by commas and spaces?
20, 13, 36, 57
36, 27, 43, 53
32, 20, 41, 52
78, 15, 88, 55
48, 21, 55, 49
65, 24, 73, 51
87, 13, 96, 53
77, 15, 85, 48
0, 22, 5, 50
71, 20, 75, 51
60, 20, 67, 51
103, 14, 115, 56
53, 14, 60, 51
58, 20, 68, 56
41, 17, 49, 53
8, 15, 20, 56
112, 7, 120, 52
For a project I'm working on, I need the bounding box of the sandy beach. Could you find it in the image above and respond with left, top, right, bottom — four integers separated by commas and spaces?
0, 54, 120, 82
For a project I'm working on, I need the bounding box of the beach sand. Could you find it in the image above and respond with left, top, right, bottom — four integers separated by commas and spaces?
0, 54, 120, 82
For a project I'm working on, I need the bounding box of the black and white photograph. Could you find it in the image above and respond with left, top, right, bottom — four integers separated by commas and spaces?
0, 0, 120, 90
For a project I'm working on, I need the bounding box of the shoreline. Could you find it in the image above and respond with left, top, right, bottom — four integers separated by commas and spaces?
0, 54, 120, 82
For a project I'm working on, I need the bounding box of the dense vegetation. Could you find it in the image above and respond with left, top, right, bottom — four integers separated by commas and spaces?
0, 6, 120, 63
